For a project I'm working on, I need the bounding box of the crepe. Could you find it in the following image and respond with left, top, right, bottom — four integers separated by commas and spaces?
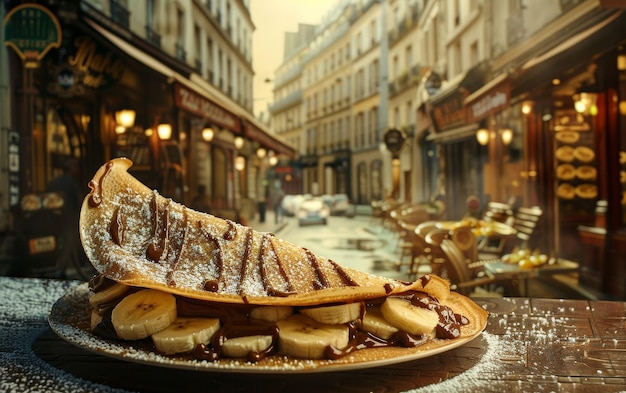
81, 159, 481, 307
80, 158, 489, 361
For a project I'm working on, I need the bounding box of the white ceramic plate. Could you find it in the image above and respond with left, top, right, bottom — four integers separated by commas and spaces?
49, 283, 485, 374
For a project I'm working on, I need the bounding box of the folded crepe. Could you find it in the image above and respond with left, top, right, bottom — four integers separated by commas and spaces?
80, 158, 486, 336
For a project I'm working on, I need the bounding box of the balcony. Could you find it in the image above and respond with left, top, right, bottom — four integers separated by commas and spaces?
145, 26, 161, 48
176, 44, 187, 62
110, 0, 129, 29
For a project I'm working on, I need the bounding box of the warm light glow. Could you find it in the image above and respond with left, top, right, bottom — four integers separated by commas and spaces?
573, 92, 597, 115
619, 101, 626, 115
476, 128, 490, 145
145, 128, 153, 137
552, 79, 561, 85
268, 155, 278, 166
115, 109, 136, 128
618, 54, 626, 71
157, 123, 172, 140
234, 136, 244, 149
256, 147, 267, 158
234, 156, 246, 171
501, 129, 513, 145
521, 100, 534, 115
115, 125, 126, 135
202, 128, 214, 142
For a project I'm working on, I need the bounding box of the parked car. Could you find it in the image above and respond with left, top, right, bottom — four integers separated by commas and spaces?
281, 194, 303, 217
297, 197, 329, 226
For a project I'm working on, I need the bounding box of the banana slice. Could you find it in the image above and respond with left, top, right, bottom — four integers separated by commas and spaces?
221, 335, 274, 358
380, 298, 439, 336
111, 289, 177, 340
360, 306, 398, 340
89, 282, 129, 309
151, 317, 220, 355
249, 306, 294, 322
276, 314, 349, 359
299, 302, 362, 324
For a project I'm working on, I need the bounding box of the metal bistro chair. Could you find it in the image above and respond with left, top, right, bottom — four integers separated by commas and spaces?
439, 238, 505, 298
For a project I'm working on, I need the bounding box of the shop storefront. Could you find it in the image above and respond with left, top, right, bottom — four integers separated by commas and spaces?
4, 2, 294, 232
427, 80, 481, 219
510, 9, 626, 299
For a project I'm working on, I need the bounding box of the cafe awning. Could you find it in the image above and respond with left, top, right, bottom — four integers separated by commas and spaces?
464, 72, 511, 122
86, 19, 294, 156
514, 10, 626, 91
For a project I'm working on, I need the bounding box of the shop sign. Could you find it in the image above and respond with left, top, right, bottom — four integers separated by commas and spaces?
383, 128, 407, 157
424, 72, 442, 95
7, 131, 20, 207
430, 90, 466, 131
244, 121, 294, 157
3, 4, 61, 67
67, 36, 125, 89
466, 84, 510, 122
174, 83, 241, 133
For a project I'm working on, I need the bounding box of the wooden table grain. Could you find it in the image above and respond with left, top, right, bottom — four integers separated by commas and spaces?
1, 276, 626, 392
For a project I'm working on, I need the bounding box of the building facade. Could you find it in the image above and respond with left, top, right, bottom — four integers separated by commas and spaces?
1, 0, 294, 235
268, 0, 626, 299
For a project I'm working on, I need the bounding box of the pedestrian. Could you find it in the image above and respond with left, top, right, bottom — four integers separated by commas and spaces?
190, 185, 212, 214
271, 187, 285, 224
46, 158, 83, 279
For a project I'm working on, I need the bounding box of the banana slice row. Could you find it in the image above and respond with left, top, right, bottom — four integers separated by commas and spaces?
90, 288, 443, 360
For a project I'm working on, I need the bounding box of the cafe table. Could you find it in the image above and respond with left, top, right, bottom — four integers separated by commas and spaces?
482, 258, 580, 297
1, 276, 626, 392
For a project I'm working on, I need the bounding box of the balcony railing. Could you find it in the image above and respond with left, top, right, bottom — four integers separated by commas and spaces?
145, 26, 161, 48
110, 0, 129, 29
176, 43, 187, 62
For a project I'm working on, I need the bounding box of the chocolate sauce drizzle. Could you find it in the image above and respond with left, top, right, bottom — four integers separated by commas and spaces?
238, 228, 254, 292
305, 248, 329, 290
166, 208, 190, 287
87, 161, 114, 207
111, 208, 125, 246
328, 259, 358, 287
259, 234, 295, 297
146, 192, 170, 263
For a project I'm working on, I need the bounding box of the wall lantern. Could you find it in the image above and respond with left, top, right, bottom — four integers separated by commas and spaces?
202, 127, 214, 142
256, 147, 267, 158
268, 154, 278, 166
115, 109, 136, 129
157, 123, 172, 140
618, 54, 626, 71
476, 128, 490, 145
501, 128, 513, 145
234, 136, 244, 149
573, 92, 597, 115
234, 156, 246, 171
521, 100, 534, 115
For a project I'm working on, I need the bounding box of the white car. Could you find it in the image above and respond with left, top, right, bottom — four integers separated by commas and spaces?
297, 198, 329, 226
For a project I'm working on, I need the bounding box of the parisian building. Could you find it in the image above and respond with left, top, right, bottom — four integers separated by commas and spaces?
268, 0, 626, 300
0, 0, 294, 234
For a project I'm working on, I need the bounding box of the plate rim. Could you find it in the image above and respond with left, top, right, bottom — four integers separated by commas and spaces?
48, 283, 486, 374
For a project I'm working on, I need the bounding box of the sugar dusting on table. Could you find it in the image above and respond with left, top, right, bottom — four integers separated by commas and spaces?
0, 277, 128, 393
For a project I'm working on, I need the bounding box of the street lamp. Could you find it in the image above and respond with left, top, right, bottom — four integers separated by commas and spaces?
383, 128, 407, 199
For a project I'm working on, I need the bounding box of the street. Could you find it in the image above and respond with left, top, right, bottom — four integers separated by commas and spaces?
272, 214, 407, 281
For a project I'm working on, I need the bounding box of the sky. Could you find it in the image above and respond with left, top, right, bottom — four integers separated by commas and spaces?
251, 0, 338, 119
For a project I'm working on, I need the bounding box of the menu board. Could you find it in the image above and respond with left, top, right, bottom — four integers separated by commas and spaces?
553, 110, 597, 214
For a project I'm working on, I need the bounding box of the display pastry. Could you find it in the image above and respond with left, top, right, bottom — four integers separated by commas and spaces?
80, 158, 487, 362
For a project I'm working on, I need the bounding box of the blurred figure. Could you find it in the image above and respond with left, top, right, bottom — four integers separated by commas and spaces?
46, 158, 83, 278
271, 187, 285, 224
190, 185, 212, 214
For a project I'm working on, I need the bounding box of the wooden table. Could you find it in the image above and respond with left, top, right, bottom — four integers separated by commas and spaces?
2, 276, 626, 392
483, 259, 580, 297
